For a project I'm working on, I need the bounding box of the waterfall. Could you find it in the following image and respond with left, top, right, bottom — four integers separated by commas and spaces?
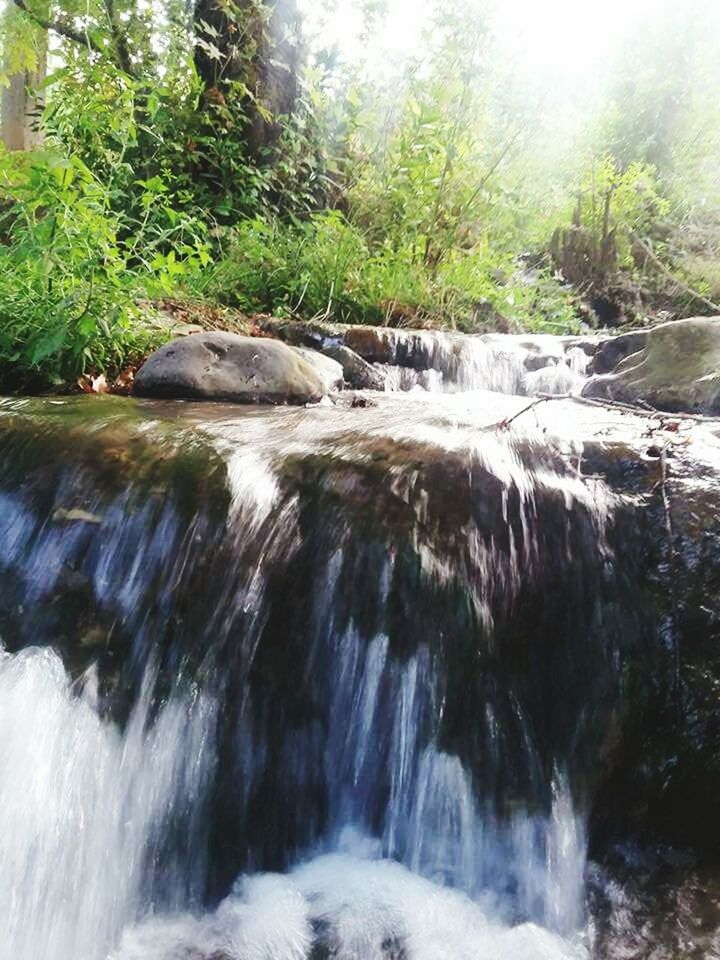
0, 640, 587, 960
258, 317, 595, 396
0, 393, 629, 959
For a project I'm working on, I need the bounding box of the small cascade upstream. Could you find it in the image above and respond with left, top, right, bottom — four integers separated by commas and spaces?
377, 331, 590, 396
0, 379, 710, 959
258, 317, 595, 397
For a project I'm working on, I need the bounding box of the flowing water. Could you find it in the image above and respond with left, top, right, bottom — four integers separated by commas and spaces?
0, 371, 709, 958
357, 328, 591, 396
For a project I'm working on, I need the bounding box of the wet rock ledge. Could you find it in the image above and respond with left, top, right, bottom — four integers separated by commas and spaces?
3, 387, 720, 861
132, 314, 720, 416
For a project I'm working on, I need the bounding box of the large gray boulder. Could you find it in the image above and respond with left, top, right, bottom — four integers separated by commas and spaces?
134, 333, 327, 404
582, 317, 720, 415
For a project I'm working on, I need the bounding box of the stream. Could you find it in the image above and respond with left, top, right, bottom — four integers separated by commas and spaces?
1, 331, 720, 959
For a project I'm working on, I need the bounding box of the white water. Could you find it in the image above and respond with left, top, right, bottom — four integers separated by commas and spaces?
0, 646, 217, 960
0, 635, 588, 960
114, 846, 585, 960
375, 330, 591, 396
0, 389, 619, 960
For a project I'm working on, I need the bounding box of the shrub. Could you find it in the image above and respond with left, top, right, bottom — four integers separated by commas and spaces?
206, 213, 581, 333
0, 145, 210, 388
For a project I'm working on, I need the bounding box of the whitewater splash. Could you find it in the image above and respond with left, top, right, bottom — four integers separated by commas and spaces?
341, 327, 592, 396
0, 644, 587, 960
114, 845, 585, 960
0, 646, 216, 960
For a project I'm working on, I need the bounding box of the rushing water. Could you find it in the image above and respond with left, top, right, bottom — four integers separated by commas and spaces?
0, 642, 587, 960
369, 329, 591, 396
0, 382, 704, 960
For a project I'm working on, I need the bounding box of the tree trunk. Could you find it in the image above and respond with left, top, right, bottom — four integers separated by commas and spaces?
1, 46, 46, 151
193, 0, 301, 158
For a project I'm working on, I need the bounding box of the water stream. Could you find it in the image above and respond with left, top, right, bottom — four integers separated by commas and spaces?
0, 363, 709, 958
347, 326, 591, 396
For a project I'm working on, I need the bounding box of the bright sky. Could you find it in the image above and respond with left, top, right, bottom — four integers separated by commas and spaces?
495, 0, 658, 72
303, 0, 673, 85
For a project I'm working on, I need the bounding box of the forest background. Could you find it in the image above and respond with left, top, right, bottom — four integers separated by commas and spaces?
0, 0, 719, 388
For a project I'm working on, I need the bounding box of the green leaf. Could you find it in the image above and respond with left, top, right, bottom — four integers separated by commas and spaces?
29, 326, 66, 365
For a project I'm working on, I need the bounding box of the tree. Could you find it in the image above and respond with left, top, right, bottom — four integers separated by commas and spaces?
193, 0, 302, 158
1, 7, 47, 150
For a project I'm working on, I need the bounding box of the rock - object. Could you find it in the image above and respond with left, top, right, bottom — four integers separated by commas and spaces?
322, 345, 387, 390
134, 332, 328, 404
590, 329, 649, 375
292, 347, 344, 393
583, 317, 720, 415
135, 315, 720, 415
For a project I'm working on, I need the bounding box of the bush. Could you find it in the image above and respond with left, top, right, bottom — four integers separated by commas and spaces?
208, 214, 375, 322
0, 145, 210, 388
206, 212, 581, 333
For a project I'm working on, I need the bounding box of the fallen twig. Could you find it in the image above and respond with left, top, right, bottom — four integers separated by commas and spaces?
494, 395, 557, 430
559, 393, 720, 424
491, 391, 720, 429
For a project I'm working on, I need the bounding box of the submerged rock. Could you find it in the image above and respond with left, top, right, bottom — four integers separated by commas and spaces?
134, 332, 328, 404
583, 317, 720, 414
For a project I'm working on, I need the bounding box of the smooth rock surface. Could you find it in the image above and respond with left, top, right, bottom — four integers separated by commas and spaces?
583, 316, 720, 414
293, 347, 344, 392
321, 344, 387, 390
134, 332, 327, 404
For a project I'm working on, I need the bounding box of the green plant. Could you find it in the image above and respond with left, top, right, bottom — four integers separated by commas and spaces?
208, 213, 372, 321
0, 142, 210, 388
0, 0, 716, 397
205, 212, 580, 333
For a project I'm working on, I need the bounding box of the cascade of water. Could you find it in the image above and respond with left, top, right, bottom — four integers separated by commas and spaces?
0, 637, 587, 960
0, 646, 217, 960
372, 330, 591, 396
0, 395, 626, 960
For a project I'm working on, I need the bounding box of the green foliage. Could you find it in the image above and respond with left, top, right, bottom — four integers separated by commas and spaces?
345, 4, 501, 271
208, 213, 372, 321
575, 157, 671, 266
206, 212, 580, 333
0, 8, 43, 84
0, 0, 718, 389
0, 142, 209, 388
